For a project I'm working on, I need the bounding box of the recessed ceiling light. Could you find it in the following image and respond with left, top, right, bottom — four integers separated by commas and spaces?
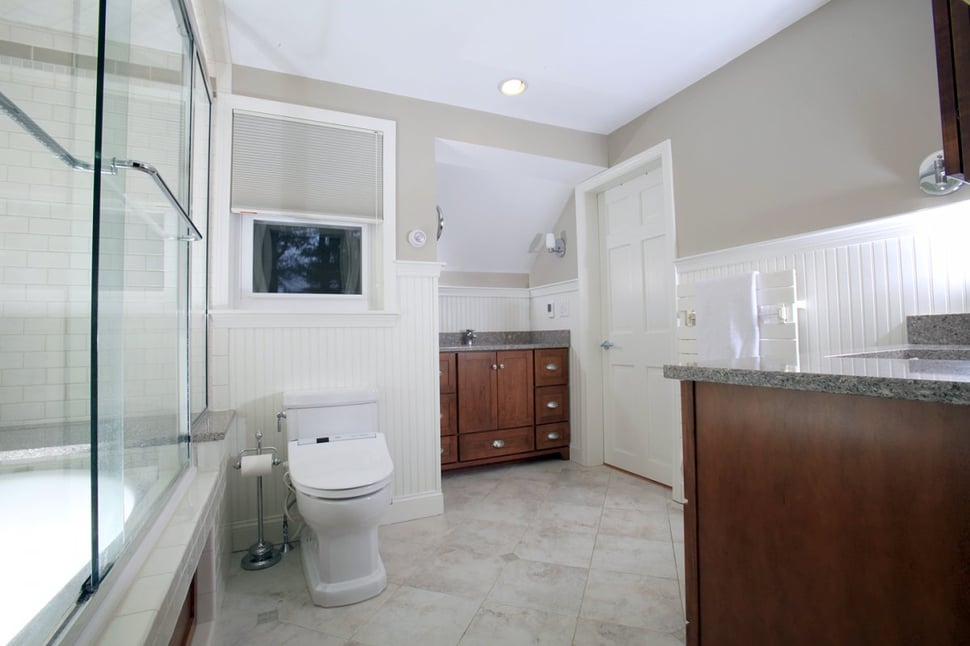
499, 78, 527, 96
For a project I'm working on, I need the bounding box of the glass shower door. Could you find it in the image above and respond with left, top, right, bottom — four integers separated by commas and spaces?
93, 0, 193, 582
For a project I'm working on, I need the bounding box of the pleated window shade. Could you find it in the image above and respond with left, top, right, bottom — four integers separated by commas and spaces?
231, 110, 383, 220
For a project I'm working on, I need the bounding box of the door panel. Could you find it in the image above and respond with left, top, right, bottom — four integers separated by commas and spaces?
457, 352, 497, 433
601, 170, 675, 484
496, 350, 534, 429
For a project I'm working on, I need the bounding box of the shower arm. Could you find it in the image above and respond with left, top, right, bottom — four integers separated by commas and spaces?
0, 90, 202, 242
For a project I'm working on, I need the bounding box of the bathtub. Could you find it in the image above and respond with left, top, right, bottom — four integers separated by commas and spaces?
0, 469, 134, 644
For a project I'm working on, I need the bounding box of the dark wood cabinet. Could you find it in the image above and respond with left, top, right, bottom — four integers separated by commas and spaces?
442, 347, 570, 470
933, 0, 970, 176
679, 380, 970, 645
439, 352, 458, 465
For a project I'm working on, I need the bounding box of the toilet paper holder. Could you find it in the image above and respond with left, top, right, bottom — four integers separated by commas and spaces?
233, 430, 281, 471
234, 431, 283, 570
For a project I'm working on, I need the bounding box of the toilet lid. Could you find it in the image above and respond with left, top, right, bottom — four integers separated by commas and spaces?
288, 433, 393, 493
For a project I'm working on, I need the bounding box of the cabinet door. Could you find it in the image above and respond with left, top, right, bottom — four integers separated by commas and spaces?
534, 348, 568, 387
496, 350, 534, 429
457, 352, 497, 433
439, 353, 457, 394
440, 393, 457, 436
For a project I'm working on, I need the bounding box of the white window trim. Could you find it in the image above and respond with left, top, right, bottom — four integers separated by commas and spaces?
210, 94, 397, 315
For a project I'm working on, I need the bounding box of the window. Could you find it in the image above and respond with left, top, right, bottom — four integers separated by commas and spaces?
220, 95, 396, 315
251, 218, 364, 296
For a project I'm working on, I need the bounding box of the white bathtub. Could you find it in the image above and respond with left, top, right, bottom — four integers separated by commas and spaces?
0, 469, 133, 644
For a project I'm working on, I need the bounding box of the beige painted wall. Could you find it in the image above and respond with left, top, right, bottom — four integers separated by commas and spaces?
440, 272, 530, 288
230, 65, 608, 263
529, 194, 578, 287
609, 0, 970, 258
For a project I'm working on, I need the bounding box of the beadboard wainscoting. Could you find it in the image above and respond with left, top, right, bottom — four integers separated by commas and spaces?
210, 262, 443, 550
675, 200, 970, 363
438, 286, 530, 332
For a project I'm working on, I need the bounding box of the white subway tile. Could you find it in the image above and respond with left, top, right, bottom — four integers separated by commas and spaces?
2, 367, 46, 386
2, 401, 46, 421
0, 352, 23, 369
0, 386, 23, 404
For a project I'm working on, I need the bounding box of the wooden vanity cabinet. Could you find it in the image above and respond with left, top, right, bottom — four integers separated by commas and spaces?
442, 347, 569, 470
680, 380, 970, 645
932, 0, 970, 177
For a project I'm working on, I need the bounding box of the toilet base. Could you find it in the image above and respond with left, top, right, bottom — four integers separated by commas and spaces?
301, 530, 388, 607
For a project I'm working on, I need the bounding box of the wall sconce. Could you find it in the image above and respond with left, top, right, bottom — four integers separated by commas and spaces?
530, 232, 566, 258
919, 150, 968, 196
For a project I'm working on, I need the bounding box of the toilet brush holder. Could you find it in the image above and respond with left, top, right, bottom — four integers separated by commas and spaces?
234, 431, 282, 570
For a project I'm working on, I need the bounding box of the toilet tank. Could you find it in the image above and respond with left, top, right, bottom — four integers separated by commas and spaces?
283, 388, 379, 444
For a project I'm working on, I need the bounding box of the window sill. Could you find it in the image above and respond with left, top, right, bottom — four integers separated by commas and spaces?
209, 309, 401, 329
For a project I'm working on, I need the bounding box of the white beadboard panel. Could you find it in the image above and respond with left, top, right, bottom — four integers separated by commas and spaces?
219, 269, 442, 539
439, 287, 530, 332
675, 201, 970, 364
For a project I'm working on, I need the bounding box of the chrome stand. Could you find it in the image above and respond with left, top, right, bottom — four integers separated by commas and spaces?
234, 431, 282, 570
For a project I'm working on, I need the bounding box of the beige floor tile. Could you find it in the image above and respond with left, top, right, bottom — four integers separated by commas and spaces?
603, 482, 669, 512
546, 483, 608, 507
232, 619, 349, 646
442, 517, 529, 554
598, 507, 671, 541
572, 617, 684, 645
351, 585, 480, 646
486, 558, 588, 616
591, 533, 677, 579
406, 545, 508, 599
277, 583, 397, 638
534, 501, 602, 535
380, 538, 438, 584
459, 602, 577, 646
489, 477, 553, 502
454, 495, 542, 525
514, 526, 596, 569
580, 569, 684, 633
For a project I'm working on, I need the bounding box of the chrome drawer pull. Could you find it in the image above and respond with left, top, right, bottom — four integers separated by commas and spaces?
491, 439, 506, 449
545, 363, 558, 371
547, 431, 561, 440
546, 401, 560, 409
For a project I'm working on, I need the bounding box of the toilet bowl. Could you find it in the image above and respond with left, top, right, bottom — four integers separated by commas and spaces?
283, 389, 394, 607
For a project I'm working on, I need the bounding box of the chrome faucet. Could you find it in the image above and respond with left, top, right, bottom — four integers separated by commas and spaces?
462, 329, 477, 346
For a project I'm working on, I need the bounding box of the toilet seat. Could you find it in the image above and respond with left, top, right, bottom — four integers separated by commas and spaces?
288, 433, 393, 500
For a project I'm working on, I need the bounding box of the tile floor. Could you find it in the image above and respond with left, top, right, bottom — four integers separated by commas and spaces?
214, 458, 686, 645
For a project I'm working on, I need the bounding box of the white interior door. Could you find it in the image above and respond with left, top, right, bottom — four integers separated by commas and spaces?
599, 170, 677, 485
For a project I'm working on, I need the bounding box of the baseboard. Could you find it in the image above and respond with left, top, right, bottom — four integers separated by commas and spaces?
381, 491, 444, 525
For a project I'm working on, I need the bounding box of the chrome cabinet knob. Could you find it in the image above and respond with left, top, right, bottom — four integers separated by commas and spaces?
499, 363, 505, 369
547, 431, 560, 440
441, 447, 445, 455
545, 363, 558, 371
491, 439, 506, 449
491, 364, 498, 370
546, 401, 560, 409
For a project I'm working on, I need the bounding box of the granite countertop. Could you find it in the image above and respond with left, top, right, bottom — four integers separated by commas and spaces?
190, 409, 235, 442
440, 330, 569, 352
663, 351, 970, 406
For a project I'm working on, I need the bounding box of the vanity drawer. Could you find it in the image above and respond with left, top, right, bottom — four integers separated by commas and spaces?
536, 422, 569, 449
440, 393, 457, 436
440, 435, 457, 464
536, 385, 569, 424
534, 348, 568, 387
459, 426, 534, 461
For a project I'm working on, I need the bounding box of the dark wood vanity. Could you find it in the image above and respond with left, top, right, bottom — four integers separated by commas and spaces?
933, 0, 970, 176
666, 357, 970, 645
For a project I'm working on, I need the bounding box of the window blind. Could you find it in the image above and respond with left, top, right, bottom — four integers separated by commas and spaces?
231, 110, 383, 220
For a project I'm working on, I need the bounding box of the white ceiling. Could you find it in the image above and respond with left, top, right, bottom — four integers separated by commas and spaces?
220, 0, 830, 135
213, 0, 830, 276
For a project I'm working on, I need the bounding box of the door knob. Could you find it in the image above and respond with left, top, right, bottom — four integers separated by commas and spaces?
600, 340, 614, 349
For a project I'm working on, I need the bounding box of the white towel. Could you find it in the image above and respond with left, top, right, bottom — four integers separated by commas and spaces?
695, 272, 760, 361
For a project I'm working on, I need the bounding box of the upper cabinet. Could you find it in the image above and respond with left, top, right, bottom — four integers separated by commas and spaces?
933, 0, 970, 177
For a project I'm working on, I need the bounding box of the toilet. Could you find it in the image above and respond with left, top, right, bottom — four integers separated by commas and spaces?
283, 389, 394, 607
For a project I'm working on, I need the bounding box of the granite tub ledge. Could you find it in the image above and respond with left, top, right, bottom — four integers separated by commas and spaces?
663, 355, 970, 406
440, 330, 569, 352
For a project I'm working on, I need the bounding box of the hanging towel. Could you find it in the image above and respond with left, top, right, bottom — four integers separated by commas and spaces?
695, 272, 760, 361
